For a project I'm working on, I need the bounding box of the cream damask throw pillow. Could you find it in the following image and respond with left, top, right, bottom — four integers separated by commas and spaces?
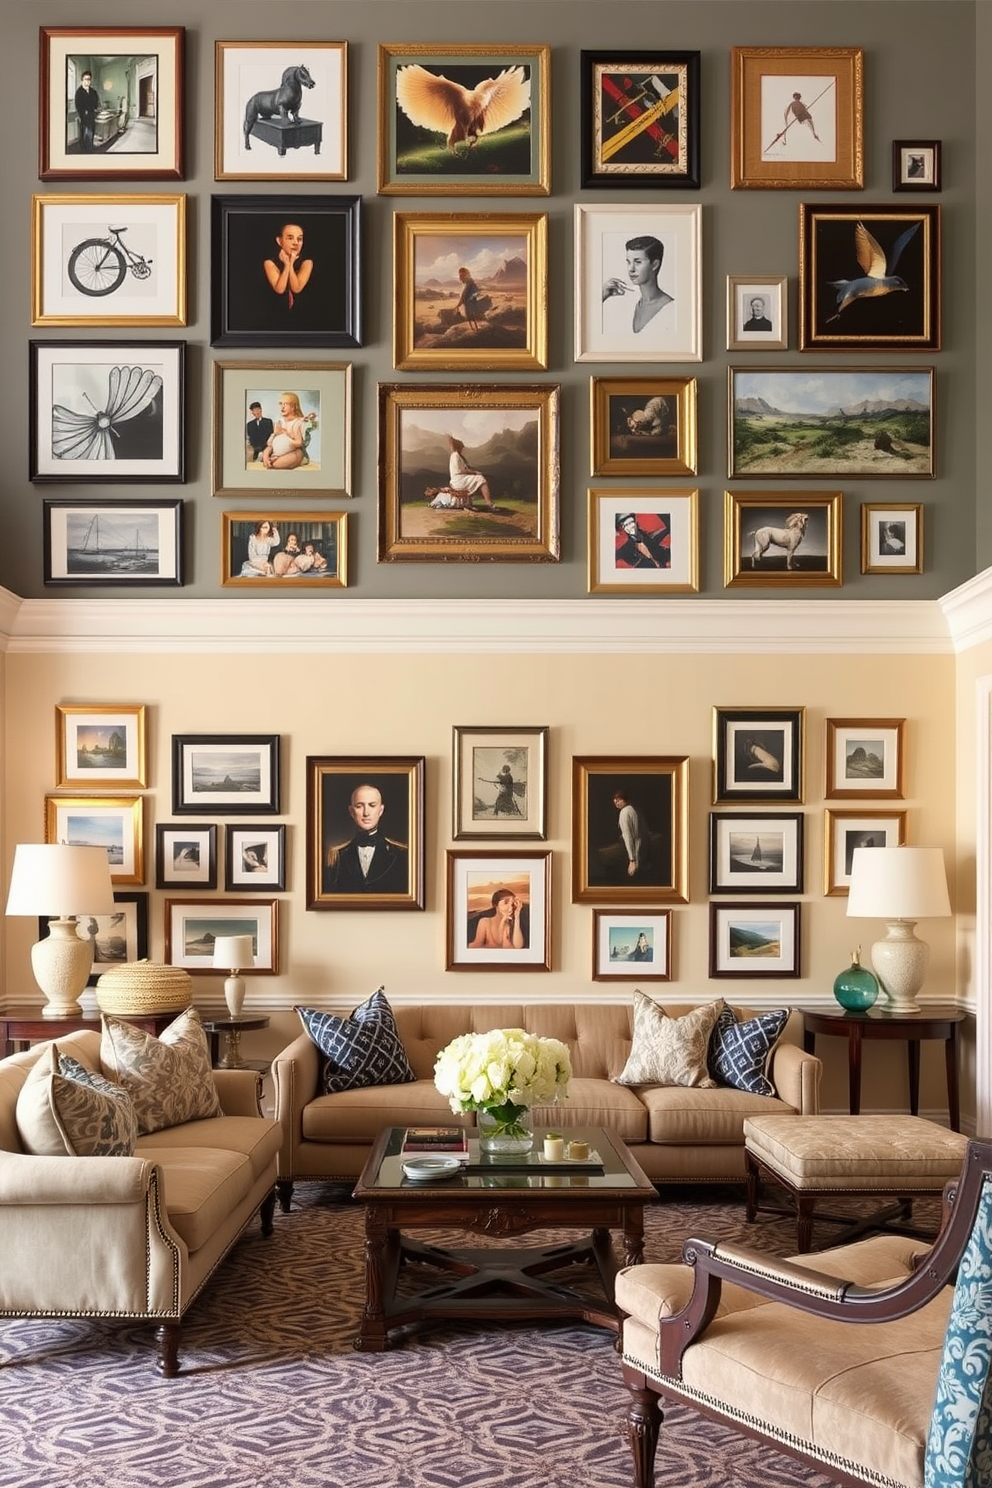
614, 992, 725, 1088
100, 1008, 222, 1136
16, 1042, 138, 1157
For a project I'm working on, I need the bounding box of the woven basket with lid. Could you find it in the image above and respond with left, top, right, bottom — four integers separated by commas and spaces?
95, 959, 193, 1016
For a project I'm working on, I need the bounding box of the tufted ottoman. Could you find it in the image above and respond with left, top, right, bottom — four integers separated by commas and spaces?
743, 1113, 968, 1252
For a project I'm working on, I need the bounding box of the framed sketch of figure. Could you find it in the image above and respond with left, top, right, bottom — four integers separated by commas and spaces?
574, 204, 701, 363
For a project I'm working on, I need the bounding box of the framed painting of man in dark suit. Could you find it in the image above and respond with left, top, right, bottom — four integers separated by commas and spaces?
306, 756, 425, 910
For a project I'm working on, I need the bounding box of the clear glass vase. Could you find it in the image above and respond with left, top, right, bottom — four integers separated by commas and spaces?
477, 1103, 534, 1155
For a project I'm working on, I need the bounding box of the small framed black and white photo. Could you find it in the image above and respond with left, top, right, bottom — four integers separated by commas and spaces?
861, 503, 923, 575
172, 734, 281, 816
892, 140, 940, 193
43, 500, 184, 587
726, 275, 788, 350
709, 812, 804, 894
713, 706, 805, 805
155, 824, 217, 889
225, 824, 287, 891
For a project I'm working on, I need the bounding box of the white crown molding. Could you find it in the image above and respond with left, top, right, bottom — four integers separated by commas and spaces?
939, 566, 992, 652
0, 592, 955, 656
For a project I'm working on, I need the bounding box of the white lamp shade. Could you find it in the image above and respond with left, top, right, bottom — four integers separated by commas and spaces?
846, 846, 951, 920
213, 934, 255, 971
5, 843, 115, 917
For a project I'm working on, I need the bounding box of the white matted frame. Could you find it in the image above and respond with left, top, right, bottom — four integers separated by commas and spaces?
592, 909, 671, 982
825, 719, 905, 800
823, 809, 907, 896
445, 849, 551, 971
861, 503, 923, 574
588, 488, 698, 595
56, 703, 146, 789
727, 275, 788, 350
155, 824, 217, 890
45, 794, 144, 886
709, 902, 801, 979
574, 203, 701, 363
165, 898, 278, 973
215, 41, 347, 181
225, 824, 287, 891
452, 725, 548, 841
709, 812, 804, 894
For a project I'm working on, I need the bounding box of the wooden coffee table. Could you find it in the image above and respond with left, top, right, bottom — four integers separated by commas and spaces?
352, 1125, 657, 1352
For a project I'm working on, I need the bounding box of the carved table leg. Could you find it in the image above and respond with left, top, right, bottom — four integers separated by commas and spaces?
155, 1322, 181, 1378
621, 1210, 646, 1267
796, 1193, 816, 1253
354, 1206, 389, 1352
625, 1380, 663, 1488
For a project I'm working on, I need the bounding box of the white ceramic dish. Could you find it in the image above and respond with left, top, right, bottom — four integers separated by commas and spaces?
402, 1156, 462, 1181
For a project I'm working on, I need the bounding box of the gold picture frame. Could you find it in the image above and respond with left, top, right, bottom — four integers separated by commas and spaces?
824, 809, 907, 896
590, 376, 696, 477
731, 46, 864, 191
571, 756, 689, 905
214, 41, 347, 182
45, 794, 145, 886
393, 211, 547, 371
588, 488, 698, 596
305, 756, 426, 911
377, 382, 560, 563
55, 704, 147, 789
825, 719, 905, 800
724, 491, 842, 588
221, 512, 348, 588
861, 503, 924, 574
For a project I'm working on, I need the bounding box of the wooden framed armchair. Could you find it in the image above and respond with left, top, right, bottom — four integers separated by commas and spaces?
618, 1137, 992, 1488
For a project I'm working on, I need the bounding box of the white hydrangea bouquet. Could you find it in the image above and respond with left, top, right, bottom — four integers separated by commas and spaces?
434, 1028, 572, 1147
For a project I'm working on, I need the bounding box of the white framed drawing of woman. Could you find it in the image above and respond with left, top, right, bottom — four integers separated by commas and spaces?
574, 204, 701, 363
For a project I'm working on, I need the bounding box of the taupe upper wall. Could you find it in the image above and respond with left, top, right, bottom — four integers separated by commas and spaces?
5, 0, 979, 600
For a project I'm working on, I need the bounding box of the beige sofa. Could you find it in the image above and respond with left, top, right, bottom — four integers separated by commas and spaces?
0, 1029, 281, 1376
272, 1002, 821, 1207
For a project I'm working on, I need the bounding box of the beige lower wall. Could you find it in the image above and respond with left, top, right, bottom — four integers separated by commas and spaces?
2, 646, 968, 1122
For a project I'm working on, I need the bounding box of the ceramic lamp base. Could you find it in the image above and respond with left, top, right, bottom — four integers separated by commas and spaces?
33, 918, 94, 1017
223, 975, 246, 1018
870, 920, 929, 1013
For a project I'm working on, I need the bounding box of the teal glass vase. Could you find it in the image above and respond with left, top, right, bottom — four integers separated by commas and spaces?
833, 947, 879, 1011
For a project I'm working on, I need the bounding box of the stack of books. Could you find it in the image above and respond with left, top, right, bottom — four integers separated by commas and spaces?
401, 1125, 470, 1161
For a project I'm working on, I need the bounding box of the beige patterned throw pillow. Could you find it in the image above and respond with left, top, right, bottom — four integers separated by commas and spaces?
100, 1008, 222, 1136
16, 1042, 137, 1157
614, 993, 725, 1087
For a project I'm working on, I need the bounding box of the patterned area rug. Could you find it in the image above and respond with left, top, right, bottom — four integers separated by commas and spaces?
0, 1181, 941, 1488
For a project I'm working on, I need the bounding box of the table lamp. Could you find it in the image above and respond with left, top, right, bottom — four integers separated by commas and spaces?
846, 846, 951, 1013
5, 843, 115, 1017
213, 934, 255, 1018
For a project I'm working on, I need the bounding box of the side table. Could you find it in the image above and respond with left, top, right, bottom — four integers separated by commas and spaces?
802, 1005, 965, 1132
0, 1005, 179, 1058
199, 1013, 270, 1070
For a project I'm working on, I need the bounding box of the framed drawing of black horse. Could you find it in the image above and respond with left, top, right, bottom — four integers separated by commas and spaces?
215, 42, 347, 181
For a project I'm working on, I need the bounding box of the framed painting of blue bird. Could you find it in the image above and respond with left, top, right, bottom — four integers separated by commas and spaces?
799, 203, 940, 351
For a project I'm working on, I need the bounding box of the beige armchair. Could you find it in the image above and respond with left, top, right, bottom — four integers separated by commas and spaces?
618, 1137, 992, 1488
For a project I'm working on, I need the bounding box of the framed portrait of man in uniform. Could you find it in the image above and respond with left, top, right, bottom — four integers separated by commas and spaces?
306, 756, 425, 910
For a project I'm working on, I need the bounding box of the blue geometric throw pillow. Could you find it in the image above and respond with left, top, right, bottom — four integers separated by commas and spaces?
708, 1005, 790, 1097
296, 988, 416, 1095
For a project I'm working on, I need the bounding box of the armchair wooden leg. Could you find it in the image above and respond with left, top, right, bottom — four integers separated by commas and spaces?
260, 1188, 276, 1236
276, 1178, 294, 1213
155, 1322, 181, 1378
624, 1377, 663, 1488
744, 1150, 761, 1223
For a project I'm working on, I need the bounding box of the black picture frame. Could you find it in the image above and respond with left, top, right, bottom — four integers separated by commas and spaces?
43, 499, 184, 587
708, 812, 804, 894
172, 733, 281, 815
42, 890, 149, 985
713, 707, 805, 805
210, 193, 361, 348
709, 901, 801, 979
305, 756, 425, 911
580, 50, 700, 189
155, 823, 218, 889
225, 823, 287, 891
892, 139, 941, 193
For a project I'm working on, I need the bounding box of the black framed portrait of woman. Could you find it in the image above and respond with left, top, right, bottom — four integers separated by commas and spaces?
211, 194, 362, 348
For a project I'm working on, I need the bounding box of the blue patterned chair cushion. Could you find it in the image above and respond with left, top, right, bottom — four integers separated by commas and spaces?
297, 988, 416, 1095
15, 1043, 138, 1157
708, 1006, 789, 1096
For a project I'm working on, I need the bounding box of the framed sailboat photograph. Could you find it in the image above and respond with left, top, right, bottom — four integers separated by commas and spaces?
708, 812, 804, 893
43, 499, 184, 587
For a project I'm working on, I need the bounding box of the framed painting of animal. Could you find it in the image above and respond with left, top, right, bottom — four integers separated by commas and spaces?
590, 376, 697, 477
214, 42, 347, 182
799, 204, 941, 351
728, 368, 935, 479
730, 46, 864, 190
892, 139, 941, 193
579, 50, 700, 189
712, 707, 805, 805
39, 26, 185, 182
377, 44, 551, 196
723, 491, 841, 589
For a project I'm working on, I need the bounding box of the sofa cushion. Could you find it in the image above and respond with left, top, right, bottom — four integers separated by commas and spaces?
709, 1006, 790, 1096
100, 1009, 222, 1136
138, 1146, 253, 1252
136, 1113, 282, 1183
297, 989, 416, 1095
16, 1043, 138, 1157
639, 1083, 792, 1146
615, 994, 724, 1089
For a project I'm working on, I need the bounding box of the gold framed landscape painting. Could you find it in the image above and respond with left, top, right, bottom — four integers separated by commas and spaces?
393, 212, 547, 371
590, 376, 696, 477
730, 46, 864, 190
825, 718, 905, 800
56, 703, 146, 789
378, 44, 551, 196
45, 794, 144, 886
377, 383, 560, 563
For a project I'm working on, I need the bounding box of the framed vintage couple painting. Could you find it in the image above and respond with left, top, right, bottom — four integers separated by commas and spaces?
574, 203, 701, 363
212, 360, 352, 498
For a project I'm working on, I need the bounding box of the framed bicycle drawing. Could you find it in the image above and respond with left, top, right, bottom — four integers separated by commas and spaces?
32, 194, 187, 326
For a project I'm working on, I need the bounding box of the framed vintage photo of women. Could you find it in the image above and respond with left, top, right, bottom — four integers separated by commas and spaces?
452, 725, 548, 841
724, 491, 842, 589
43, 500, 184, 588
729, 368, 935, 479
709, 812, 804, 894
861, 502, 924, 575
74, 891, 149, 985
588, 488, 698, 596
709, 902, 801, 979
378, 383, 560, 563
31, 341, 184, 483
571, 756, 689, 906
825, 719, 905, 800
32, 195, 186, 326
378, 44, 550, 196
225, 824, 287, 892
212, 361, 352, 499
222, 512, 347, 589
393, 212, 547, 371
45, 795, 144, 886
155, 824, 217, 890
172, 734, 280, 816
40, 27, 185, 182
445, 850, 552, 972
727, 275, 788, 351
579, 51, 700, 189
799, 204, 941, 352
165, 898, 278, 974
590, 376, 696, 477
215, 41, 347, 181
713, 707, 805, 806
574, 203, 701, 363
305, 756, 425, 911
824, 809, 907, 896
592, 909, 672, 983
211, 194, 361, 348
730, 46, 864, 190
893, 140, 941, 193
56, 703, 146, 789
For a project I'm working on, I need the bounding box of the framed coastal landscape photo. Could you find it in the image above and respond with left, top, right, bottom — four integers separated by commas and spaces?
708, 811, 804, 894
574, 203, 701, 363
825, 718, 905, 799
45, 794, 144, 886
171, 734, 280, 816
165, 898, 278, 973
55, 703, 146, 789
592, 909, 672, 982
215, 41, 347, 181
709, 902, 801, 978
43, 500, 184, 587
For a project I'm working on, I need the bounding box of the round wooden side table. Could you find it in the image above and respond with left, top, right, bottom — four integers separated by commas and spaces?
199, 1013, 270, 1070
